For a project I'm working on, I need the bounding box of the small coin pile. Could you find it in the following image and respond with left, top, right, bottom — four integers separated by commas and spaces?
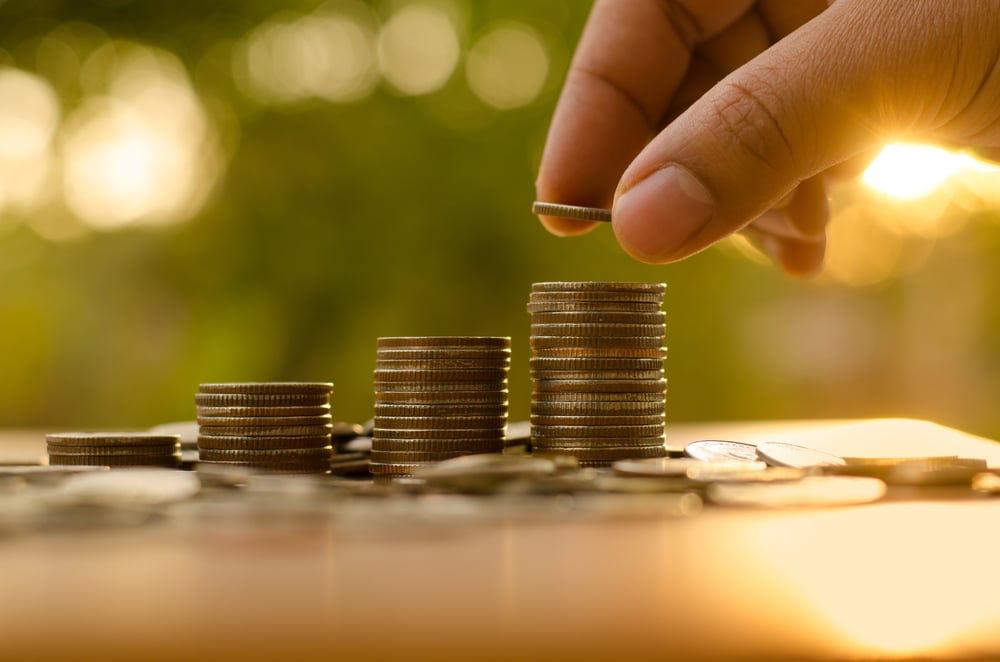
195, 383, 334, 474
528, 282, 667, 466
47, 432, 182, 468
370, 337, 510, 478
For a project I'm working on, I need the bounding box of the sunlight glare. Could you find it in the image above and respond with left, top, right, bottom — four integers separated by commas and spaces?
862, 144, 962, 200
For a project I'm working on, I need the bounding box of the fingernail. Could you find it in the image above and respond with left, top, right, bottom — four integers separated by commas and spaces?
613, 165, 714, 263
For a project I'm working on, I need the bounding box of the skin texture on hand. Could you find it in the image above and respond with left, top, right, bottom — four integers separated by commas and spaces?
535, 0, 1000, 276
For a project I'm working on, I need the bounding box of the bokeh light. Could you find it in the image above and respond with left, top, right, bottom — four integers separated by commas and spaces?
0, 68, 59, 215
236, 6, 379, 105
465, 22, 548, 110
377, 2, 460, 96
60, 43, 222, 229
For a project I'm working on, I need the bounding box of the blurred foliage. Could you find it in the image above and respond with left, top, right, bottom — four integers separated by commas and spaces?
1, 0, 1000, 442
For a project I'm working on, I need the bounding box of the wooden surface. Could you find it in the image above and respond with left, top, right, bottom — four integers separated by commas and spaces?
2, 419, 1000, 661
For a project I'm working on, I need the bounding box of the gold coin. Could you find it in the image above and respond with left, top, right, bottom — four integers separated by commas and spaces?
530, 400, 665, 415
198, 382, 333, 395
532, 424, 664, 438
196, 425, 333, 437
46, 432, 181, 447
529, 357, 665, 371
530, 311, 665, 325
530, 370, 664, 381
376, 336, 510, 349
375, 348, 511, 360
531, 391, 665, 403
197, 435, 332, 450
197, 447, 332, 462
197, 415, 332, 427
530, 414, 665, 426
194, 393, 330, 407
195, 405, 331, 417
375, 390, 508, 404
531, 445, 666, 461
526, 301, 662, 314
530, 336, 664, 350
532, 378, 668, 393
374, 402, 509, 417
531, 347, 667, 359
46, 444, 178, 456
374, 416, 508, 430
375, 358, 510, 370
530, 291, 663, 304
373, 427, 505, 440
372, 438, 504, 452
373, 368, 509, 382
370, 449, 491, 463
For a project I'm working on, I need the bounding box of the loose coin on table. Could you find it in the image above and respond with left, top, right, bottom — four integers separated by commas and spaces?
757, 441, 847, 468
684, 439, 760, 463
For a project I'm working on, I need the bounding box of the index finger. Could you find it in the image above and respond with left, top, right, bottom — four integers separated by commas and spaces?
535, 0, 754, 236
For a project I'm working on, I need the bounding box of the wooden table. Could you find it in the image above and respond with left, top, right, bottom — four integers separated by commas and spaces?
2, 420, 999, 661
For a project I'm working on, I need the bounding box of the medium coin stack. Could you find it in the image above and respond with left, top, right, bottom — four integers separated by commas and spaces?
47, 432, 182, 468
528, 282, 667, 466
195, 382, 334, 474
370, 337, 510, 477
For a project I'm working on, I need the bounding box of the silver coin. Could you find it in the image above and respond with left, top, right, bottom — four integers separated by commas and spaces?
531, 281, 665, 294
376, 336, 510, 349
532, 424, 664, 438
706, 476, 886, 508
531, 202, 611, 223
530, 336, 664, 350
530, 370, 664, 381
527, 301, 663, 314
757, 441, 847, 468
532, 378, 667, 393
684, 439, 760, 463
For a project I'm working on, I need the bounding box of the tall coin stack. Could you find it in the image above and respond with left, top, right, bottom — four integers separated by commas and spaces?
528, 282, 667, 466
370, 337, 510, 478
47, 432, 182, 468
195, 382, 334, 474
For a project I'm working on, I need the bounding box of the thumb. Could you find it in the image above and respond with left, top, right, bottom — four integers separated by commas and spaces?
610, 0, 973, 264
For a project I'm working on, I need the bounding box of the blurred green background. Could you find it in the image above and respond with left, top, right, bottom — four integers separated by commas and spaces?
2, 0, 1000, 439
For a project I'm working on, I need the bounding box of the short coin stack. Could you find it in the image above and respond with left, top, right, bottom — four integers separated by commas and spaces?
370, 337, 510, 478
47, 432, 182, 468
195, 382, 334, 474
528, 282, 667, 466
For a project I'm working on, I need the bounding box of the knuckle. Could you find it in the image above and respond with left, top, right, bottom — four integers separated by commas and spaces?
709, 77, 801, 175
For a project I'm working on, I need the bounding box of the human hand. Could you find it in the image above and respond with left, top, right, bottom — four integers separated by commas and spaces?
535, 0, 1000, 276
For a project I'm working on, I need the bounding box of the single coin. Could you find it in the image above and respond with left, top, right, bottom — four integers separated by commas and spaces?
684, 439, 761, 463
368, 462, 427, 475
531, 436, 665, 448
706, 475, 886, 508
46, 444, 177, 457
197, 434, 332, 450
374, 380, 507, 393
414, 453, 556, 480
531, 336, 664, 350
373, 368, 509, 382
197, 415, 333, 427
532, 347, 667, 359
371, 438, 504, 452
195, 405, 331, 417
532, 391, 664, 403
195, 393, 330, 407
197, 447, 332, 462
375, 358, 510, 370
530, 369, 664, 381
195, 425, 333, 437
527, 301, 662, 314
370, 449, 491, 463
373, 427, 505, 440
530, 323, 665, 337
533, 379, 668, 393
531, 202, 612, 223
531, 414, 665, 426
49, 454, 180, 467
613, 457, 762, 477
530, 400, 665, 416
530, 357, 665, 371
757, 441, 847, 468
375, 390, 508, 404
377, 336, 510, 349
529, 291, 663, 304
532, 424, 664, 438
374, 402, 509, 417
530, 311, 666, 326
532, 445, 666, 461
374, 416, 508, 430
532, 281, 665, 293
46, 432, 182, 447
376, 348, 511, 360
198, 382, 333, 395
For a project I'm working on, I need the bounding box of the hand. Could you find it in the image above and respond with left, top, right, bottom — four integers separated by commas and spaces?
535, 0, 1000, 276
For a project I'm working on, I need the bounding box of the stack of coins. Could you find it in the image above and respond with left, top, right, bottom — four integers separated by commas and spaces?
195, 383, 334, 474
370, 337, 510, 478
528, 282, 667, 466
47, 432, 182, 468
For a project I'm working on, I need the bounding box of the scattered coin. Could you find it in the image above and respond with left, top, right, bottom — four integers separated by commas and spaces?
614, 458, 767, 478
706, 476, 887, 507
328, 452, 370, 476
684, 440, 761, 463
757, 441, 847, 468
